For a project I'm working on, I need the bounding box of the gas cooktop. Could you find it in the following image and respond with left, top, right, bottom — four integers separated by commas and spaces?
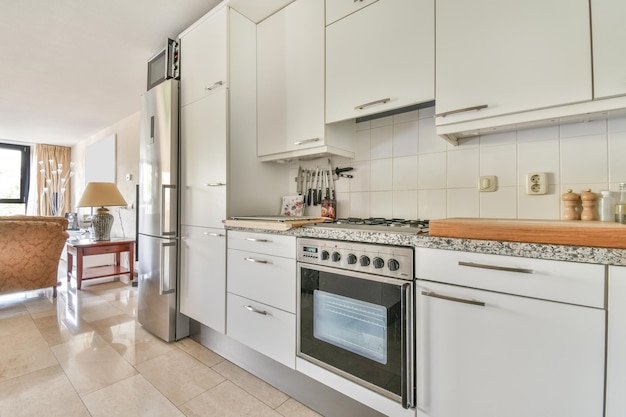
305, 217, 429, 234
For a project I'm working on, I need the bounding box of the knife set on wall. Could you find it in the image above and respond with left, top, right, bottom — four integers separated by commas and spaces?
280, 164, 353, 219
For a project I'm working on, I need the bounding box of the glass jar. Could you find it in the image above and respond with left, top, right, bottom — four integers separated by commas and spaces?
615, 183, 626, 224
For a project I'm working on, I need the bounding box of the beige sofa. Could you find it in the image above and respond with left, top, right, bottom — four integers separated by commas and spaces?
0, 216, 69, 297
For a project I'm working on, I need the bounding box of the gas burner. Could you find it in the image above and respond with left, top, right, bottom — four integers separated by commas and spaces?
308, 217, 429, 234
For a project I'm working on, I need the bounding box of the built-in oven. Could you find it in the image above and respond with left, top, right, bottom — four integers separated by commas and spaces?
297, 238, 415, 409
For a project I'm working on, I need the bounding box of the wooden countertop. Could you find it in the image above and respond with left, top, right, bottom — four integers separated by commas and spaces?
429, 218, 626, 249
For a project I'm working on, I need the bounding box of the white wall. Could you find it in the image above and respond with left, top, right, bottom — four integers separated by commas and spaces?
293, 106, 626, 221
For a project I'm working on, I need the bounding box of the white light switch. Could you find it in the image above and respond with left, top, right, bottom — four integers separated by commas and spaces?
479, 175, 497, 192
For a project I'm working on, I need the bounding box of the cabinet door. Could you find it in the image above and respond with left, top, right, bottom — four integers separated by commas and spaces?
591, 0, 626, 99
416, 281, 605, 417
606, 265, 626, 417
179, 6, 228, 107
435, 0, 591, 124
180, 89, 228, 228
257, 0, 325, 157
325, 0, 434, 123
180, 226, 226, 333
325, 0, 378, 25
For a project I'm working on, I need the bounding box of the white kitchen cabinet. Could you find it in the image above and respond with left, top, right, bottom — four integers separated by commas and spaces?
257, 0, 354, 161
180, 225, 226, 333
226, 230, 297, 368
179, 4, 228, 107
606, 265, 626, 417
415, 248, 605, 417
325, 0, 434, 123
180, 88, 227, 229
325, 0, 378, 25
435, 0, 591, 135
591, 0, 626, 99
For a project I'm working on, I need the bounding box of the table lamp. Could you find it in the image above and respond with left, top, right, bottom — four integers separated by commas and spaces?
77, 182, 128, 241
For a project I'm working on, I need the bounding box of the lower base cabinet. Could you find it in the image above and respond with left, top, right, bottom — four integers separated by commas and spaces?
607, 265, 626, 417
415, 280, 605, 417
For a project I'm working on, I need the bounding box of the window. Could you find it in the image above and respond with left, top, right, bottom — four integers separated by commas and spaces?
0, 143, 30, 215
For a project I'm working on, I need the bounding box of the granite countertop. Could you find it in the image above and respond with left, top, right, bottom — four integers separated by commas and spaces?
226, 225, 626, 266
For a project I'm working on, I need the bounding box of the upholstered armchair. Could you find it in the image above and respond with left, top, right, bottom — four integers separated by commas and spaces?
0, 216, 69, 297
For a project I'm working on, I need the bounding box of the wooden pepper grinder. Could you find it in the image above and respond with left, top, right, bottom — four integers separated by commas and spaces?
562, 189, 580, 220
580, 188, 597, 221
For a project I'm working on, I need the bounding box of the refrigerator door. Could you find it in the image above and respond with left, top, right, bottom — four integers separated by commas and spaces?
138, 79, 179, 238
137, 234, 188, 341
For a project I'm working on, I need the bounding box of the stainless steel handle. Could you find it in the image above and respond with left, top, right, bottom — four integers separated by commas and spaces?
353, 0, 364, 2
402, 282, 415, 409
244, 305, 269, 315
293, 138, 320, 146
244, 257, 269, 264
421, 291, 485, 307
160, 242, 176, 295
206, 80, 224, 90
203, 232, 224, 237
244, 237, 268, 242
458, 261, 534, 274
203, 182, 226, 187
161, 184, 176, 236
435, 104, 488, 118
354, 97, 391, 110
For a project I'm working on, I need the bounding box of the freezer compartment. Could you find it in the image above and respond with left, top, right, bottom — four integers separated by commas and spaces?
137, 234, 188, 341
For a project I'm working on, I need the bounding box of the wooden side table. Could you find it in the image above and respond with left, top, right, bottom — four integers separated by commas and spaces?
66, 238, 135, 290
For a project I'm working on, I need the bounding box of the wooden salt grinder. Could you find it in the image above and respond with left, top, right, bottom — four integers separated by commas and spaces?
580, 188, 597, 221
562, 189, 580, 220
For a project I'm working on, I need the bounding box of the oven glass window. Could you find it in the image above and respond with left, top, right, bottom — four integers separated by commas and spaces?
300, 266, 406, 398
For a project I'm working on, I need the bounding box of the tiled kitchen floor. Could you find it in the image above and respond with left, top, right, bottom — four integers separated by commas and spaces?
0, 271, 321, 417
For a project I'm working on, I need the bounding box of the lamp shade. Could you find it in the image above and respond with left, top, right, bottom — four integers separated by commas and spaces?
77, 182, 128, 208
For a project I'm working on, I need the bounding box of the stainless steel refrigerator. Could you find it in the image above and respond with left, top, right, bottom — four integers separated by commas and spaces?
137, 79, 189, 342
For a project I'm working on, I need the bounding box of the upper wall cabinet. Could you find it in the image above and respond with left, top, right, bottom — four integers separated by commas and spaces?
591, 0, 626, 99
179, 6, 228, 107
257, 0, 354, 161
325, 0, 378, 25
325, 0, 434, 124
435, 0, 592, 143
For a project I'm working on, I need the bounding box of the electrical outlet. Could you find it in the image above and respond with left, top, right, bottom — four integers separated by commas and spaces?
526, 172, 548, 195
479, 175, 497, 192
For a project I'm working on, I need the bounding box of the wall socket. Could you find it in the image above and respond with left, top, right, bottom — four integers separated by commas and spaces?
526, 172, 548, 195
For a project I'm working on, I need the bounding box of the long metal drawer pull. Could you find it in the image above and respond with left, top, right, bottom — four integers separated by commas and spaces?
421, 291, 485, 307
206, 80, 224, 90
203, 183, 226, 187
244, 305, 269, 315
244, 257, 269, 264
458, 261, 534, 274
355, 97, 391, 110
435, 104, 489, 118
203, 232, 224, 237
244, 237, 268, 242
293, 138, 320, 145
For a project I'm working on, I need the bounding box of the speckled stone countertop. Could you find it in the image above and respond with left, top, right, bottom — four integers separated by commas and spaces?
226, 225, 626, 266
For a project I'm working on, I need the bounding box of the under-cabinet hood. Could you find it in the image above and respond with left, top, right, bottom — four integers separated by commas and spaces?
257, 145, 354, 163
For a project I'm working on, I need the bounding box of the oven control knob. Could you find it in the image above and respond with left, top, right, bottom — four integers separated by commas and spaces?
347, 254, 358, 264
388, 258, 400, 271
373, 257, 385, 269
321, 250, 330, 261
332, 252, 341, 262
360, 255, 370, 266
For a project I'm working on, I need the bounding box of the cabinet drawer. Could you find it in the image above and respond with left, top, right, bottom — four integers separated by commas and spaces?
227, 231, 296, 258
326, 0, 378, 25
415, 248, 605, 308
227, 249, 296, 312
227, 293, 296, 369
82, 244, 130, 256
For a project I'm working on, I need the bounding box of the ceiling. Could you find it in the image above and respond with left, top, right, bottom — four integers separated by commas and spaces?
0, 0, 222, 147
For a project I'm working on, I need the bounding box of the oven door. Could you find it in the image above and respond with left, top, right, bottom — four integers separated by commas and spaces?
298, 263, 415, 408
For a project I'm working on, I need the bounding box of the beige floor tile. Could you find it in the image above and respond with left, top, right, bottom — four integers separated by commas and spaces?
213, 360, 289, 409
77, 300, 127, 323
276, 398, 324, 417
0, 313, 37, 337
180, 380, 283, 417
51, 332, 137, 395
0, 365, 90, 417
82, 374, 185, 417
0, 298, 28, 320
0, 327, 58, 382
175, 337, 225, 367
136, 348, 225, 406
22, 294, 58, 319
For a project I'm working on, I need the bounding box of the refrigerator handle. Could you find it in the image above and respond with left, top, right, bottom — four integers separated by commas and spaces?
161, 184, 177, 236
160, 241, 176, 295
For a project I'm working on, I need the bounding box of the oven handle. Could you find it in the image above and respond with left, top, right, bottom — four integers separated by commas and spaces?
402, 282, 415, 409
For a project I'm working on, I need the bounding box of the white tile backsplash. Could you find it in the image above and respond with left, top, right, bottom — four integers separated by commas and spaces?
294, 107, 626, 220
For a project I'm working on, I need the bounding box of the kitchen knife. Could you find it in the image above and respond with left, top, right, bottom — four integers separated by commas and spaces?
296, 166, 302, 195
317, 169, 323, 204
313, 168, 319, 206
306, 170, 312, 206
324, 170, 330, 200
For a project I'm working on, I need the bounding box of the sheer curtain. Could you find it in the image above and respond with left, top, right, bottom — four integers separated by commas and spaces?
35, 144, 72, 216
